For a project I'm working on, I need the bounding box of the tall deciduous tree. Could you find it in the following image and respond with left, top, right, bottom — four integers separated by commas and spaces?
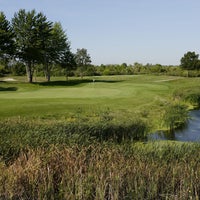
60, 50, 76, 80
75, 48, 91, 78
180, 51, 200, 70
12, 9, 51, 82
0, 12, 15, 64
35, 12, 52, 60
42, 22, 70, 81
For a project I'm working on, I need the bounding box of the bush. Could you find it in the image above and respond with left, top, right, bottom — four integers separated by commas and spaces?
0, 64, 9, 77
11, 62, 26, 76
173, 86, 200, 107
162, 104, 188, 131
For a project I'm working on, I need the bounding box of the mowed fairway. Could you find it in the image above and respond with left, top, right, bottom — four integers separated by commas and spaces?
0, 75, 198, 119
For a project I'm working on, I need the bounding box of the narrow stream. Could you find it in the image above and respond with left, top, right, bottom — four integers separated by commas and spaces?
149, 110, 200, 142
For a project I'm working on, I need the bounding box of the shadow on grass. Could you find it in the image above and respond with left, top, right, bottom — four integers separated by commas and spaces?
36, 79, 123, 87
0, 87, 18, 91
95, 79, 124, 83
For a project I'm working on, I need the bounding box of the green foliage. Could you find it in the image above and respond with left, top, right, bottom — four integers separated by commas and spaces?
42, 22, 71, 81
11, 10, 73, 82
75, 48, 91, 67
0, 64, 9, 76
75, 48, 91, 78
11, 62, 26, 76
60, 50, 77, 79
162, 103, 188, 131
180, 51, 200, 70
12, 9, 48, 82
173, 86, 200, 107
0, 12, 15, 62
185, 93, 200, 107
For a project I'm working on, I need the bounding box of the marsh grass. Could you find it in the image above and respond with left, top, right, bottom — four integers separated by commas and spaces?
162, 103, 189, 132
0, 142, 199, 199
173, 86, 200, 108
0, 115, 148, 164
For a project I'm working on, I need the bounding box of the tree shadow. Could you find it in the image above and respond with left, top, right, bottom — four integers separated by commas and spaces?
37, 79, 92, 86
0, 87, 18, 91
36, 79, 123, 87
95, 79, 124, 83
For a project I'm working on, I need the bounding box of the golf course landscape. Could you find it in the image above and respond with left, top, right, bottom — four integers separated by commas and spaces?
0, 74, 200, 199
1, 2, 200, 198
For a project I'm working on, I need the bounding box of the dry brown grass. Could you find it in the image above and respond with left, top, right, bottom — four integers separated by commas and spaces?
0, 143, 199, 200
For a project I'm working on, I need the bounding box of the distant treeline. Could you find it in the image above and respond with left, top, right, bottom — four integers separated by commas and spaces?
2, 62, 200, 78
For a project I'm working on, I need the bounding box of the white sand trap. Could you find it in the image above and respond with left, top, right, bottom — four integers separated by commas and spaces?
3, 78, 17, 81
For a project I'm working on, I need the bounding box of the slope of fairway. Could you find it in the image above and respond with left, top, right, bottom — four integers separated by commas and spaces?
0, 82, 168, 99
0, 75, 198, 119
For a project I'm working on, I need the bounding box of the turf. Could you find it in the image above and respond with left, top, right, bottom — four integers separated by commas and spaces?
0, 75, 199, 122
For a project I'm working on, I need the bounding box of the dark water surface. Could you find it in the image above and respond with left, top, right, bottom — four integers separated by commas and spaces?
149, 110, 200, 142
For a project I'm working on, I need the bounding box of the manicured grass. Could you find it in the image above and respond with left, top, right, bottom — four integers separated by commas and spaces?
1, 75, 200, 129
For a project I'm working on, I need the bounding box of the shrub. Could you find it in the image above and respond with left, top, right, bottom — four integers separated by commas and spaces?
162, 104, 188, 131
173, 86, 200, 107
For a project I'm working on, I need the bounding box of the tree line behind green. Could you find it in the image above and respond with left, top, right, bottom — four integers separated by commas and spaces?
1, 9, 200, 81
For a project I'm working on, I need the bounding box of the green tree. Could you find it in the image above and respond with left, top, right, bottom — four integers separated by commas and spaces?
180, 51, 200, 70
43, 22, 70, 82
0, 12, 15, 65
75, 48, 91, 78
60, 50, 76, 80
12, 9, 52, 82
35, 13, 53, 81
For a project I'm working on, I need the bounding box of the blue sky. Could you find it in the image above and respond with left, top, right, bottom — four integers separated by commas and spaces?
1, 0, 200, 65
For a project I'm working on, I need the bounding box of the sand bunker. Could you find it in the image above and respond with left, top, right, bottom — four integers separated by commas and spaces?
3, 78, 16, 81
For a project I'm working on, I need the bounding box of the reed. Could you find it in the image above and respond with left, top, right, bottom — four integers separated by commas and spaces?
162, 103, 189, 131
0, 142, 199, 199
0, 116, 148, 164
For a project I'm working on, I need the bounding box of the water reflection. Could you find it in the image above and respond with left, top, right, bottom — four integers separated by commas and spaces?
149, 110, 200, 142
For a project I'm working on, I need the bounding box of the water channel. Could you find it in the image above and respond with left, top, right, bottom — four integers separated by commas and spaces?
149, 109, 200, 142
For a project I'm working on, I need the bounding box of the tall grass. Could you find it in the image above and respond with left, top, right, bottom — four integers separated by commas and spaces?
0, 142, 199, 199
173, 86, 200, 108
0, 116, 148, 164
162, 103, 189, 131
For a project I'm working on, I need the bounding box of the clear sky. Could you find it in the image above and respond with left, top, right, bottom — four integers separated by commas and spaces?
1, 0, 200, 65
